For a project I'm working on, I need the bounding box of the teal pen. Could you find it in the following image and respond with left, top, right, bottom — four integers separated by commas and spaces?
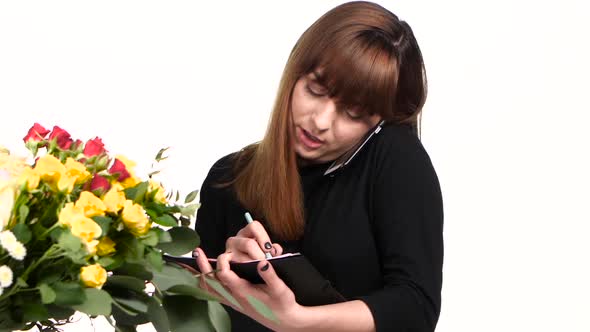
244, 212, 273, 259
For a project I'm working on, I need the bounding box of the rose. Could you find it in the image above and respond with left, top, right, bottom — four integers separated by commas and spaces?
121, 200, 151, 236
23, 123, 50, 143
83, 137, 106, 157
102, 184, 126, 213
75, 191, 106, 217
96, 237, 116, 256
80, 264, 107, 288
48, 126, 73, 150
89, 174, 111, 194
0, 186, 15, 230
108, 159, 130, 182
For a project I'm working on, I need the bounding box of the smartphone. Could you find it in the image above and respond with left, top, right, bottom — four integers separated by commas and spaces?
323, 119, 385, 176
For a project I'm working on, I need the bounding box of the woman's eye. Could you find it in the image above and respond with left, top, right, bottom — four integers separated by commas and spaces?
345, 108, 364, 120
305, 84, 326, 97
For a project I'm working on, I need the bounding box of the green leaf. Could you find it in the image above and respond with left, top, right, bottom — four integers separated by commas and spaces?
146, 248, 164, 271
114, 296, 148, 313
166, 284, 219, 302
163, 295, 216, 332
11, 223, 32, 244
18, 205, 30, 225
179, 203, 200, 218
184, 190, 199, 204
46, 303, 75, 321
157, 227, 200, 256
97, 255, 123, 270
154, 214, 178, 227
92, 215, 113, 236
106, 275, 146, 293
72, 288, 113, 316
22, 302, 49, 323
140, 229, 160, 246
38, 283, 56, 304
246, 295, 279, 324
208, 301, 231, 332
125, 181, 149, 203
203, 277, 242, 310
151, 264, 197, 291
114, 262, 153, 281
52, 281, 86, 306
155, 147, 169, 162
147, 296, 170, 332
158, 229, 172, 243
57, 230, 82, 252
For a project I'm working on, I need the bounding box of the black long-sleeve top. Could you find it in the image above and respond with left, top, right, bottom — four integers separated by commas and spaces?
195, 123, 444, 331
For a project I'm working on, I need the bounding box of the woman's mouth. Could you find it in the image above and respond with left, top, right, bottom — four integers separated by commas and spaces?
297, 127, 324, 150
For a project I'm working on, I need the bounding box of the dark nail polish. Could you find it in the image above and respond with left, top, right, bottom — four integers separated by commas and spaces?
264, 242, 272, 250
261, 263, 270, 271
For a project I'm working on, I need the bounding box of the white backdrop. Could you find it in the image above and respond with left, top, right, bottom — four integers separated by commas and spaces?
1, 1, 589, 331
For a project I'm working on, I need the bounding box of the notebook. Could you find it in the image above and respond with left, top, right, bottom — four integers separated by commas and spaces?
163, 253, 346, 306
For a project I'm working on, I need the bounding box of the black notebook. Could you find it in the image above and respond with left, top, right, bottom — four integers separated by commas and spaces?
163, 253, 346, 306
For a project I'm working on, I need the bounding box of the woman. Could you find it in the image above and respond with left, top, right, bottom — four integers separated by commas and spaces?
193, 1, 443, 331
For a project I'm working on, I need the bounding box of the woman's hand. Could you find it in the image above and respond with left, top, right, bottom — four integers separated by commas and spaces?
223, 218, 283, 261
194, 247, 307, 331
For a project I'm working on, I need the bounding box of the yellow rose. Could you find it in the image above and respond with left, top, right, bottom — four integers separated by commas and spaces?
34, 154, 66, 184
64, 158, 91, 184
80, 264, 107, 288
75, 191, 106, 217
56, 174, 77, 194
58, 202, 83, 227
102, 184, 126, 214
121, 200, 151, 236
96, 236, 116, 256
18, 167, 40, 191
0, 186, 15, 230
85, 239, 99, 255
69, 214, 102, 243
149, 180, 167, 204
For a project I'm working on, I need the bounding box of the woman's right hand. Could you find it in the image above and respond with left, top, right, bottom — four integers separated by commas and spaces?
192, 218, 283, 262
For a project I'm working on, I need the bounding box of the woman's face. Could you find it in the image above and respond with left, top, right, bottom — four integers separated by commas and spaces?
291, 72, 382, 164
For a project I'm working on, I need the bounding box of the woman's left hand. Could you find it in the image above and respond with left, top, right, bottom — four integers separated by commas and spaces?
194, 247, 307, 331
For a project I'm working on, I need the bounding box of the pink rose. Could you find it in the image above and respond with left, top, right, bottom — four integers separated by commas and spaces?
23, 123, 50, 142
84, 137, 106, 157
48, 126, 73, 149
89, 174, 111, 193
109, 159, 130, 181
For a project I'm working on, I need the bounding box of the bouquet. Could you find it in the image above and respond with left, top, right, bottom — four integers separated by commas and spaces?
0, 124, 231, 332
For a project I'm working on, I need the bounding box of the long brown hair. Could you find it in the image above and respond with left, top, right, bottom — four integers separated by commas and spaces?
231, 1, 428, 240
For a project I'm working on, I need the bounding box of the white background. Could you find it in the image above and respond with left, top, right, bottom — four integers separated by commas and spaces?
1, 1, 589, 331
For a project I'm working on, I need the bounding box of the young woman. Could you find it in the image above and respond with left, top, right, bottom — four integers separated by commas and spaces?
192, 1, 443, 331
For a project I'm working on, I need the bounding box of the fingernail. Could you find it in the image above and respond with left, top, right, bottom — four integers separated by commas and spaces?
261, 263, 270, 271
192, 250, 199, 258
264, 242, 272, 250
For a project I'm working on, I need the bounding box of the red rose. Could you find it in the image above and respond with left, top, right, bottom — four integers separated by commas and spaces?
109, 159, 130, 181
23, 123, 50, 142
83, 137, 106, 157
48, 126, 73, 150
71, 139, 83, 151
89, 174, 111, 193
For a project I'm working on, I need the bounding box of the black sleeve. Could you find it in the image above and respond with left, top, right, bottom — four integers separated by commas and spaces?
194, 155, 235, 258
359, 133, 444, 332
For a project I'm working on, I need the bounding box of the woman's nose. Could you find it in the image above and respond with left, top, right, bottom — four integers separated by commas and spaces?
311, 100, 337, 132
